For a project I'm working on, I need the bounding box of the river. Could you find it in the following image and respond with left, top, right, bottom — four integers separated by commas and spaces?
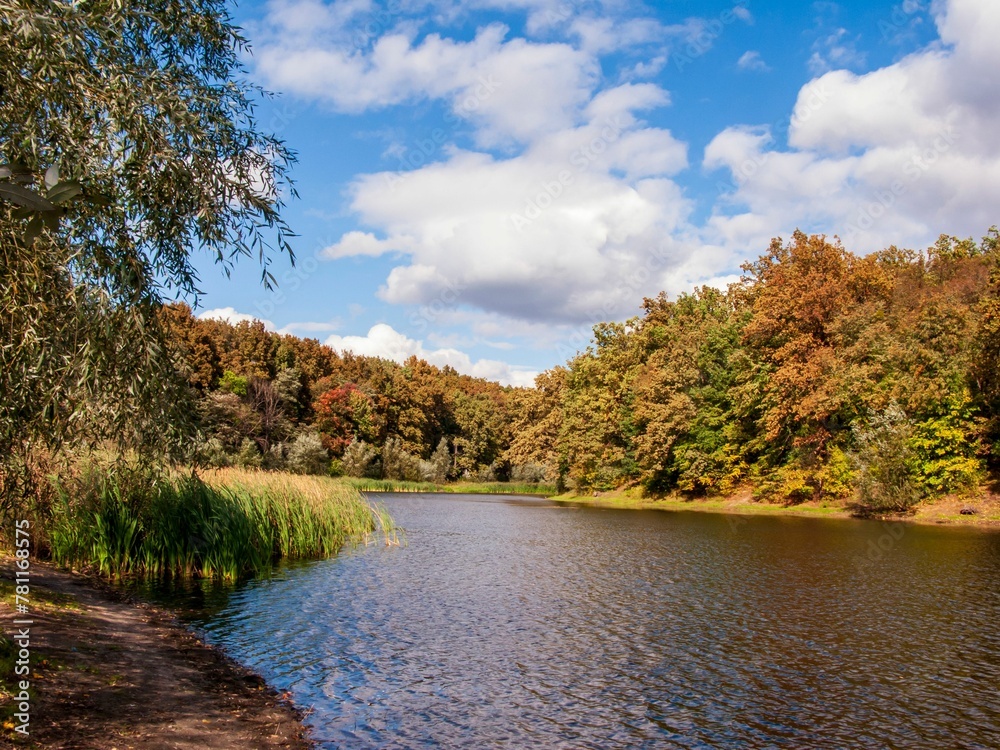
154, 493, 1000, 748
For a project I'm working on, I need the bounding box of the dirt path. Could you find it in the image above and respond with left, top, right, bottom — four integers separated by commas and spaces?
0, 558, 312, 749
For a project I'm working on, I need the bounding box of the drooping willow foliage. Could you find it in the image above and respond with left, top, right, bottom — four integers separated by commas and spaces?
0, 0, 297, 513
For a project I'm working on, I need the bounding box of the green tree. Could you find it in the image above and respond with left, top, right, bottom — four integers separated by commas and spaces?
505, 368, 566, 481
633, 288, 742, 495
274, 367, 307, 423
972, 228, 1000, 468
430, 438, 451, 483
1, 0, 295, 508
219, 370, 249, 398
559, 321, 642, 490
453, 393, 506, 477
285, 431, 330, 476
851, 404, 920, 514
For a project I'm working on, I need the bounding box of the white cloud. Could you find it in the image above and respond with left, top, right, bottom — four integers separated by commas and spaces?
808, 27, 867, 75
258, 0, 1000, 351
251, 0, 722, 149
198, 307, 277, 331
325, 323, 538, 386
251, 0, 763, 329
328, 84, 702, 324
278, 319, 343, 335
624, 55, 667, 80
568, 16, 706, 56
197, 309, 340, 338
321, 231, 407, 259
737, 50, 770, 72
253, 16, 597, 146
706, 0, 1000, 255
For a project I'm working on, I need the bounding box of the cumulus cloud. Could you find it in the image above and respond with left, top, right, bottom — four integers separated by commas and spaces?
279, 319, 343, 335
251, 0, 721, 149
252, 14, 597, 146
313, 76, 716, 325
197, 307, 539, 386
198, 309, 342, 337
732, 4, 753, 23
322, 231, 408, 259
198, 307, 277, 331
334, 97, 703, 323
252, 0, 766, 330
706, 0, 1000, 255
326, 323, 538, 386
260, 0, 1000, 358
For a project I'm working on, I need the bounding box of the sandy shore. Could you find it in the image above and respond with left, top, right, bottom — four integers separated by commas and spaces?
0, 558, 311, 749
552, 487, 1000, 527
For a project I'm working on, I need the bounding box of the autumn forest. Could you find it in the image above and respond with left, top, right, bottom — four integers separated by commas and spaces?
166, 228, 1000, 513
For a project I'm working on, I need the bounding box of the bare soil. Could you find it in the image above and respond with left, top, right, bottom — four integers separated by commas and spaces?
0, 558, 312, 749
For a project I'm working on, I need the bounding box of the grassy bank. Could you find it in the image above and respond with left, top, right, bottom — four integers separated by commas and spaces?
46, 467, 397, 581
552, 486, 1000, 527
341, 477, 558, 497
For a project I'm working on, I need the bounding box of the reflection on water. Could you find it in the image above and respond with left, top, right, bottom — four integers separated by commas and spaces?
148, 494, 1000, 748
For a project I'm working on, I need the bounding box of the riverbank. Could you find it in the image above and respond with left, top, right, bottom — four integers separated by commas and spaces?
551, 486, 1000, 527
341, 477, 557, 496
348, 476, 1000, 528
0, 557, 311, 748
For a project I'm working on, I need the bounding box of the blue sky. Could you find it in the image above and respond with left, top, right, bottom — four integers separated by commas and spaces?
192, 0, 999, 386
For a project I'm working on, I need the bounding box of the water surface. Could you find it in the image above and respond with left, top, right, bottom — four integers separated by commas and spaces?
156, 494, 1000, 748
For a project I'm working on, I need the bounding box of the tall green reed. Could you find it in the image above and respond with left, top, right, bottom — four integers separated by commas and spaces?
49, 466, 394, 581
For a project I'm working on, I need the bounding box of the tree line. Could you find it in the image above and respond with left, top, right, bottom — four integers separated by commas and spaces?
513, 229, 1000, 511
8, 0, 994, 520
164, 227, 1000, 511
159, 304, 540, 483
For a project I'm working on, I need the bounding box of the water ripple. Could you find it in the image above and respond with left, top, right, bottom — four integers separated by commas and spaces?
160, 495, 1000, 749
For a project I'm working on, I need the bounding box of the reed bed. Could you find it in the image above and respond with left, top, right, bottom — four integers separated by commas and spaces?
49, 466, 398, 581
342, 477, 557, 497
343, 478, 440, 493
455, 481, 558, 497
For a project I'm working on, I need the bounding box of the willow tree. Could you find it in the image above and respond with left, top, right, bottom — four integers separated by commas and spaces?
0, 0, 296, 508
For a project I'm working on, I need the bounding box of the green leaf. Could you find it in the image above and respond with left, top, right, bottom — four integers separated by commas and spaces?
45, 164, 60, 188
23, 216, 44, 246
0, 181, 58, 211
84, 191, 113, 208
47, 180, 83, 205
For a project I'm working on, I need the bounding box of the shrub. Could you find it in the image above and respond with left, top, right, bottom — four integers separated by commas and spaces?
473, 463, 497, 482
286, 431, 330, 475
234, 438, 262, 469
429, 438, 451, 483
851, 404, 920, 514
775, 464, 816, 504
262, 442, 287, 471
510, 463, 549, 483
908, 396, 984, 494
380, 437, 424, 481
815, 446, 855, 499
194, 436, 231, 468
342, 439, 378, 478
218, 370, 248, 397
